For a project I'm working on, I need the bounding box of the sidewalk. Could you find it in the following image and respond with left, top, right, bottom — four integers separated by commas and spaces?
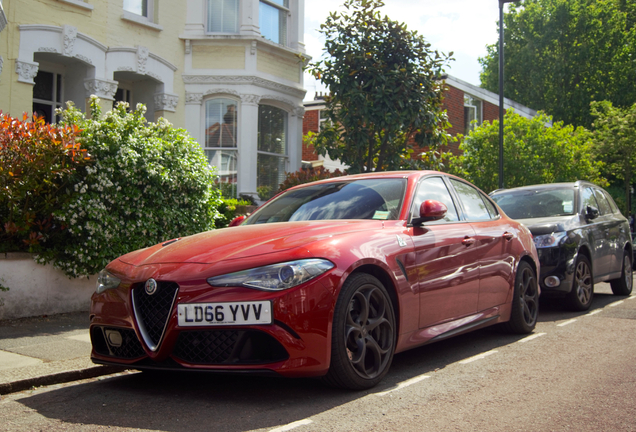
0, 312, 125, 395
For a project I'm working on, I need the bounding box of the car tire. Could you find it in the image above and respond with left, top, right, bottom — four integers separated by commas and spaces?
610, 251, 633, 296
323, 273, 396, 390
565, 255, 594, 311
501, 261, 539, 334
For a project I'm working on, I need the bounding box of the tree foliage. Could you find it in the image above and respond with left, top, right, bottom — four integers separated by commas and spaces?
449, 110, 606, 193
308, 0, 452, 173
479, 0, 636, 129
590, 101, 636, 214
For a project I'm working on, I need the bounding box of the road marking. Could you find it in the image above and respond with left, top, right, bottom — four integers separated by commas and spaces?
609, 300, 625, 307
375, 374, 430, 396
587, 309, 602, 316
269, 419, 313, 432
517, 332, 546, 343
459, 349, 498, 364
557, 319, 577, 327
627, 295, 636, 300
65, 333, 92, 343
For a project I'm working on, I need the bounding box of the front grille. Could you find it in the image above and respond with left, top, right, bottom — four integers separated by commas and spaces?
173, 330, 288, 365
91, 326, 146, 359
132, 281, 179, 350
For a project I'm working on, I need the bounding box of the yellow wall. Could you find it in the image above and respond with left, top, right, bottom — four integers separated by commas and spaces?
192, 45, 245, 70
257, 48, 301, 83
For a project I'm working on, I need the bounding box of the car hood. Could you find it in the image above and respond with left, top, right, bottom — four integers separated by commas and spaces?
118, 220, 382, 266
516, 215, 580, 235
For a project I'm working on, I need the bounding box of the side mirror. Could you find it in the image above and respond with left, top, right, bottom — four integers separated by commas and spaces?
585, 205, 599, 220
229, 215, 246, 227
412, 200, 447, 226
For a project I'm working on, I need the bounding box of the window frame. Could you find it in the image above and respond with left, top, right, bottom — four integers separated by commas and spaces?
32, 68, 64, 124
204, 97, 240, 196
464, 94, 483, 134
257, 104, 289, 201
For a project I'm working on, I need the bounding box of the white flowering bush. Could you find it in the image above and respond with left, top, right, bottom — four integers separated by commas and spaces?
36, 98, 222, 277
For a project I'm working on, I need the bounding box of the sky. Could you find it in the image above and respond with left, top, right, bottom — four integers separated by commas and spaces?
303, 0, 514, 101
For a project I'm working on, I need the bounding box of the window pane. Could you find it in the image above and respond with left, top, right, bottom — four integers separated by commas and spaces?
593, 188, 612, 215
206, 149, 238, 195
257, 153, 286, 201
32, 103, 53, 123
412, 177, 459, 222
123, 0, 147, 16
206, 99, 238, 148
33, 71, 54, 101
208, 0, 238, 32
450, 179, 492, 220
259, 1, 286, 44
258, 105, 286, 154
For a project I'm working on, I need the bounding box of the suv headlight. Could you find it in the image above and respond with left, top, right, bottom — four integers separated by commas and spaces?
533, 231, 568, 248
207, 259, 334, 291
96, 269, 121, 293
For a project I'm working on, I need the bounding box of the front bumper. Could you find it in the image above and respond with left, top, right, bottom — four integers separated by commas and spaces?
89, 264, 338, 378
535, 246, 577, 297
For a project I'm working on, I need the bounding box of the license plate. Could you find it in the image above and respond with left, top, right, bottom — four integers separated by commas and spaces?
177, 301, 272, 327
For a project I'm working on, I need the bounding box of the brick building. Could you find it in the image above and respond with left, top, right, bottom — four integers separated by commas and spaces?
302, 74, 539, 169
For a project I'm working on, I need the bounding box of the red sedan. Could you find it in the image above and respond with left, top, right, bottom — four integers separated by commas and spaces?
90, 171, 540, 389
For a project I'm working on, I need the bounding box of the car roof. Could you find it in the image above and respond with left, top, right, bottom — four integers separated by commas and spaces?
490, 181, 600, 195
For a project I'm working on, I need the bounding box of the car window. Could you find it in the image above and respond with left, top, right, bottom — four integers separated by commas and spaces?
492, 188, 575, 219
245, 179, 407, 224
581, 187, 598, 212
593, 188, 612, 215
450, 179, 492, 220
411, 177, 459, 222
601, 190, 620, 214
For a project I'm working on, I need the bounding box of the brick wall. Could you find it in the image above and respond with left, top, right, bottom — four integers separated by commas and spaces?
442, 85, 465, 154
483, 100, 500, 123
302, 109, 320, 160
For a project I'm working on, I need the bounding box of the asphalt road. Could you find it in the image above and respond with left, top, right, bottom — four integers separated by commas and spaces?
1, 283, 635, 432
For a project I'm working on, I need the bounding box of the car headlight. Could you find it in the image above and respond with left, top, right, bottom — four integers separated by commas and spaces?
533, 231, 568, 248
96, 269, 121, 294
207, 259, 335, 291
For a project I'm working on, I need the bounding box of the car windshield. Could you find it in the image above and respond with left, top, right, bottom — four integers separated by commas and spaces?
491, 188, 576, 219
245, 178, 407, 224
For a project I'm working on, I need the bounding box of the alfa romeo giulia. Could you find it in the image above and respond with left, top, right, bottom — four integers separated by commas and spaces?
90, 171, 540, 389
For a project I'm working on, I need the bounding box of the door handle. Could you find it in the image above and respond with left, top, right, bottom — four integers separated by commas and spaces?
503, 232, 514, 241
462, 237, 475, 246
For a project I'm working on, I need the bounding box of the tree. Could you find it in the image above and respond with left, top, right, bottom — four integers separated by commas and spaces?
308, 0, 452, 173
479, 0, 636, 129
590, 101, 636, 216
449, 110, 606, 193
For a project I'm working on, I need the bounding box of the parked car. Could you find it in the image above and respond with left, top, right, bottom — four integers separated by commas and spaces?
491, 181, 633, 311
90, 171, 540, 390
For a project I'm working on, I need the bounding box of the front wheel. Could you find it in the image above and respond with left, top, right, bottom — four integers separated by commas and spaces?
323, 273, 396, 390
502, 261, 539, 334
610, 251, 633, 296
565, 255, 594, 311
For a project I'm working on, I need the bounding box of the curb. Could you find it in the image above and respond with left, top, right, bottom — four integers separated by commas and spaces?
0, 365, 127, 395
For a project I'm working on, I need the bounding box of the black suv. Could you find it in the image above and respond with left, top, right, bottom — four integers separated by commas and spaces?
491, 181, 633, 310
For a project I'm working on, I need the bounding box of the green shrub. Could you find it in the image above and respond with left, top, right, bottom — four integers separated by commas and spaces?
36, 98, 222, 277
278, 165, 346, 192
0, 112, 89, 253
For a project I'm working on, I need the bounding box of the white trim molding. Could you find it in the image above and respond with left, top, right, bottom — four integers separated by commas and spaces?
15, 60, 39, 84
154, 93, 179, 112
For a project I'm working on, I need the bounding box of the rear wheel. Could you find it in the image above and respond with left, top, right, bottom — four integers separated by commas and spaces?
323, 273, 396, 390
565, 255, 594, 311
610, 251, 633, 296
502, 261, 538, 334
